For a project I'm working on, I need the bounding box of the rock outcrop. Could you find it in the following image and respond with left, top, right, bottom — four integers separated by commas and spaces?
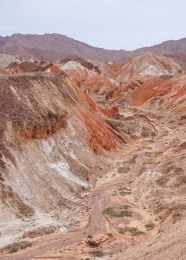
0, 72, 124, 246
0, 51, 186, 260
116, 53, 181, 82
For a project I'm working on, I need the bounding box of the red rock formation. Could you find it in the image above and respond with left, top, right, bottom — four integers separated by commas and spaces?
129, 77, 170, 106
116, 53, 181, 82
6, 60, 60, 74
47, 64, 60, 73
1, 52, 186, 259
14, 111, 67, 140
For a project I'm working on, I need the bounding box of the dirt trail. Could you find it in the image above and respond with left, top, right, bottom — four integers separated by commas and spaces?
0, 131, 160, 260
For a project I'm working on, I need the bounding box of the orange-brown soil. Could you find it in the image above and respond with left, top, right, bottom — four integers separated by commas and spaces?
0, 54, 186, 260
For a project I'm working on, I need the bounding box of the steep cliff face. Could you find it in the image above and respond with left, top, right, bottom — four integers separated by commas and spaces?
0, 72, 122, 245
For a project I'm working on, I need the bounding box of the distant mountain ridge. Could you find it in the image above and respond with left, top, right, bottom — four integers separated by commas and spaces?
127, 38, 186, 67
0, 33, 185, 65
129, 38, 186, 55
0, 33, 126, 63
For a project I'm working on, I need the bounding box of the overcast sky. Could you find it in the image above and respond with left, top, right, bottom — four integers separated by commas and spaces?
1, 0, 185, 50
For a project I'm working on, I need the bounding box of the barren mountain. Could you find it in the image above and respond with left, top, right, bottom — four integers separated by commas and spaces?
115, 52, 181, 82
0, 52, 185, 260
0, 34, 186, 66
166, 52, 186, 68
0, 33, 126, 63
0, 54, 24, 67
127, 38, 186, 68
129, 38, 186, 55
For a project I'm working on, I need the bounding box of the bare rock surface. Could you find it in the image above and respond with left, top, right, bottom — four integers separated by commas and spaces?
0, 53, 185, 260
0, 34, 185, 65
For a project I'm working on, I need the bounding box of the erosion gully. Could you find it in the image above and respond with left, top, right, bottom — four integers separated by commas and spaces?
0, 112, 162, 260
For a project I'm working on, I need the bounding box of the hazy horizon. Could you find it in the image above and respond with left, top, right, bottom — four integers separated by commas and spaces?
1, 0, 185, 51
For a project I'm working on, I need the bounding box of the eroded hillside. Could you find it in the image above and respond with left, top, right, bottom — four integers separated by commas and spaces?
0, 53, 185, 259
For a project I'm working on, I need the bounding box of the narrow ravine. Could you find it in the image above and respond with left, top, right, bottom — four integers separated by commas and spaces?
1, 110, 186, 260
0, 116, 161, 260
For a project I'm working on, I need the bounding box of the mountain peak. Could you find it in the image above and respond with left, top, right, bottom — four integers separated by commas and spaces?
0, 34, 185, 66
